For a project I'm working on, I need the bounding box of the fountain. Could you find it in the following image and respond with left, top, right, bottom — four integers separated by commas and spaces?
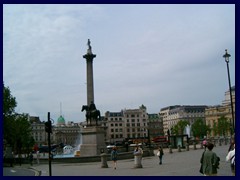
73, 133, 82, 157
53, 133, 82, 158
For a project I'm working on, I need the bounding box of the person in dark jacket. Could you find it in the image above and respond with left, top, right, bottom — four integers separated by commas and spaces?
29, 152, 33, 166
200, 143, 219, 176
111, 146, 118, 170
157, 146, 164, 165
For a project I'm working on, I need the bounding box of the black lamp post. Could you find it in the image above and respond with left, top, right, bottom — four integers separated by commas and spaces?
223, 49, 235, 135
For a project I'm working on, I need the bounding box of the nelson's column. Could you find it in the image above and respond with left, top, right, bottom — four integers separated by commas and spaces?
83, 39, 96, 106
79, 39, 106, 156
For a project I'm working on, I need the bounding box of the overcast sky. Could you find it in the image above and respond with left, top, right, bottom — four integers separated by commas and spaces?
3, 4, 235, 124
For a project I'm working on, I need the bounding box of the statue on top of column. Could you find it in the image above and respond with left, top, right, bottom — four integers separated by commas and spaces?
87, 39, 92, 54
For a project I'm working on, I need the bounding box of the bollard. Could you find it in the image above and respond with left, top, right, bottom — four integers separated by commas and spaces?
186, 143, 189, 151
134, 153, 143, 168
219, 139, 222, 146
100, 153, 108, 168
193, 142, 197, 150
169, 145, 173, 153
178, 145, 181, 152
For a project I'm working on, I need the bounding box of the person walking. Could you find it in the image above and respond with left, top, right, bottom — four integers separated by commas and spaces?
226, 143, 235, 176
36, 151, 40, 164
29, 152, 33, 166
200, 142, 220, 176
202, 137, 207, 150
157, 146, 164, 165
111, 146, 118, 170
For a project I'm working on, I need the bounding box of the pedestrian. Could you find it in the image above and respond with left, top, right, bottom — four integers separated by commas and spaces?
36, 151, 40, 164
29, 152, 33, 166
111, 146, 118, 170
200, 142, 220, 176
157, 146, 164, 165
202, 137, 207, 150
134, 145, 143, 157
18, 153, 22, 166
228, 138, 235, 152
226, 143, 235, 176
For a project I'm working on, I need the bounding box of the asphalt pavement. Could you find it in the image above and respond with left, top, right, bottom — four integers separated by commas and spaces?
3, 143, 233, 176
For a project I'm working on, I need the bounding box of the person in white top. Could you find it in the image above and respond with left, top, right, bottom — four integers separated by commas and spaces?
226, 143, 235, 176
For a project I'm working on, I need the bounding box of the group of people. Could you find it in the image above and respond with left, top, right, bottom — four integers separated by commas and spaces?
200, 138, 235, 176
110, 145, 144, 170
110, 138, 235, 176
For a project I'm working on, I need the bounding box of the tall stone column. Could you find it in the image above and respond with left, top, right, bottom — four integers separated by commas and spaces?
83, 39, 96, 106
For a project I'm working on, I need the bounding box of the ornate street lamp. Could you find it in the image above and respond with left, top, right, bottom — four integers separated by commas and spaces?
223, 49, 235, 135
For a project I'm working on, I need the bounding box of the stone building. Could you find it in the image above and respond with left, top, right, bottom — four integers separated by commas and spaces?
205, 86, 235, 137
160, 105, 207, 136
104, 105, 149, 144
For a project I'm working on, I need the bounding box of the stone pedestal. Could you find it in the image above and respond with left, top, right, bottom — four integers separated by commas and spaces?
178, 145, 181, 152
169, 145, 173, 153
186, 143, 189, 151
134, 154, 143, 168
100, 153, 108, 168
193, 142, 197, 150
79, 126, 106, 157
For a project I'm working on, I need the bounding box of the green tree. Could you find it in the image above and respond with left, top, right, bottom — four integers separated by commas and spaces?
3, 83, 34, 153
3, 83, 17, 147
212, 121, 218, 137
171, 120, 189, 135
191, 118, 211, 139
171, 125, 179, 135
14, 113, 34, 153
177, 120, 189, 135
217, 116, 231, 137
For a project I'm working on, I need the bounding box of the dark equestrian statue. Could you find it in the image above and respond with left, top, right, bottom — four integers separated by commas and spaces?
81, 105, 101, 126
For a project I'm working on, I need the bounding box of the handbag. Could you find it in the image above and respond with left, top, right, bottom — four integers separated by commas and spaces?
157, 151, 160, 156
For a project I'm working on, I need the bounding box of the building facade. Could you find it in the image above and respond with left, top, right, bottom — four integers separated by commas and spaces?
205, 86, 235, 137
160, 105, 207, 137
148, 113, 164, 139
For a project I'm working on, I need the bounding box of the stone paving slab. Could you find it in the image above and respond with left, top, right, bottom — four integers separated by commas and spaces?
28, 144, 233, 176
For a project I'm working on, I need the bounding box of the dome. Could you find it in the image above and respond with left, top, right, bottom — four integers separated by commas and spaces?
57, 115, 65, 125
